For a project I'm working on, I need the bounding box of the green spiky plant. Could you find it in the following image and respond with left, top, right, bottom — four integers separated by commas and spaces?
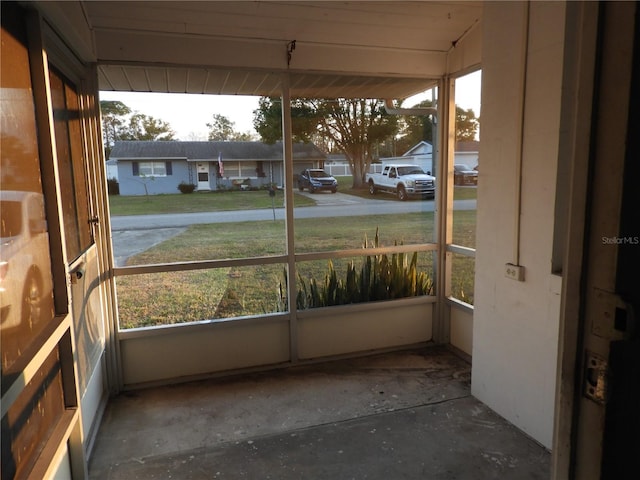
277, 228, 434, 311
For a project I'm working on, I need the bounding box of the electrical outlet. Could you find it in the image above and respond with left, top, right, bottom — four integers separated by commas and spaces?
504, 263, 525, 282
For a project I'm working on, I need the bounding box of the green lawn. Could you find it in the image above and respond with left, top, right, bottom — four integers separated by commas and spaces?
116, 210, 477, 329
109, 178, 476, 216
109, 189, 315, 216
452, 186, 479, 200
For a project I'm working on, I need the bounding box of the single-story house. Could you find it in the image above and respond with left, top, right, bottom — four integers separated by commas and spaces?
106, 158, 118, 180
378, 140, 479, 176
454, 140, 480, 169
324, 153, 351, 176
110, 140, 327, 195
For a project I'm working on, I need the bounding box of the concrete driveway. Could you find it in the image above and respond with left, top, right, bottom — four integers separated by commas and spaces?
111, 228, 186, 267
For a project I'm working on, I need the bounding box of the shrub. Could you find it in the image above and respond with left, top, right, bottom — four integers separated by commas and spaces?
107, 178, 119, 195
277, 228, 434, 310
177, 182, 196, 194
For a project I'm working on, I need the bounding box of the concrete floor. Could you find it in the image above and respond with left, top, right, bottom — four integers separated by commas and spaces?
89, 347, 550, 479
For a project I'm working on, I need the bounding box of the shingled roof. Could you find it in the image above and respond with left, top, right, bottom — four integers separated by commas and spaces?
109, 141, 326, 161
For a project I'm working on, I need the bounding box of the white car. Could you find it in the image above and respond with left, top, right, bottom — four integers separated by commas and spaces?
0, 191, 54, 331
366, 164, 436, 200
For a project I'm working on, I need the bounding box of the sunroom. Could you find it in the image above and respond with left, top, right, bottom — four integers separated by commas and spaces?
2, 1, 638, 479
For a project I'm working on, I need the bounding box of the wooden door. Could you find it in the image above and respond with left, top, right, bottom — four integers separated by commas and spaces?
572, 3, 638, 478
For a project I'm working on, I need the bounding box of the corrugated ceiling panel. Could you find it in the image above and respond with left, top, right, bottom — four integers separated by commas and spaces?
146, 68, 169, 92
223, 71, 259, 95
98, 65, 436, 99
247, 73, 281, 97
122, 66, 151, 91
202, 70, 234, 94
167, 68, 189, 92
233, 72, 277, 97
99, 65, 133, 91
97, 68, 114, 90
185, 68, 208, 93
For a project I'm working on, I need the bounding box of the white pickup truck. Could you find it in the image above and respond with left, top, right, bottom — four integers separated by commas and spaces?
366, 164, 436, 201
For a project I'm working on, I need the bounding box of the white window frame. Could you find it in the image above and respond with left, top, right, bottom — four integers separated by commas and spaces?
139, 161, 167, 177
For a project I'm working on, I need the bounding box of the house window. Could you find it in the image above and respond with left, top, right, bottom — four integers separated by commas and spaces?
220, 161, 257, 178
240, 161, 257, 178
134, 161, 171, 177
222, 162, 239, 178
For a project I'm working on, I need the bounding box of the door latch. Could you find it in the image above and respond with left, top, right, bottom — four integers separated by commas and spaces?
584, 350, 608, 404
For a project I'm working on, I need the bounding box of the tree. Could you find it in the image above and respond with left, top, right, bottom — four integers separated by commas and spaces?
122, 113, 176, 141
100, 100, 131, 157
253, 97, 318, 144
395, 102, 479, 155
393, 99, 436, 155
253, 97, 398, 188
206, 113, 255, 141
100, 101, 176, 157
455, 106, 479, 141
318, 99, 398, 187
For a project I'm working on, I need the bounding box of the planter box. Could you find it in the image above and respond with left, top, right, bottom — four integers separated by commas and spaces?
298, 297, 434, 360
120, 315, 290, 386
118, 297, 435, 386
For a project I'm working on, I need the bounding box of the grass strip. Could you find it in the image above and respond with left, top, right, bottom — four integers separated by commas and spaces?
109, 179, 476, 216
117, 211, 476, 328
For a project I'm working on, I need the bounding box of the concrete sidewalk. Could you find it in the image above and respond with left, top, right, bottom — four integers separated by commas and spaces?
109, 199, 477, 231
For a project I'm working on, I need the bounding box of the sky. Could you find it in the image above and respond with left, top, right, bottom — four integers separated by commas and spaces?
99, 70, 481, 141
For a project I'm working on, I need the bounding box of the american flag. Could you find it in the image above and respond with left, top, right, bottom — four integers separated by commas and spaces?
218, 152, 224, 177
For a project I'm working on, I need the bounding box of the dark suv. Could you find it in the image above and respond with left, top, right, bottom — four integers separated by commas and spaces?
298, 169, 338, 193
454, 164, 479, 185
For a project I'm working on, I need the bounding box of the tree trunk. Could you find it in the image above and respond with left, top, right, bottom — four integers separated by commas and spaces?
352, 161, 366, 188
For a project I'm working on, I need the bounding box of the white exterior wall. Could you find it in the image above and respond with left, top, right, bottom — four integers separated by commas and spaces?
472, 1, 565, 449
455, 152, 479, 169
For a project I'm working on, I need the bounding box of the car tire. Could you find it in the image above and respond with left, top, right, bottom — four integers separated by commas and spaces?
309, 185, 316, 193
369, 181, 377, 195
331, 188, 337, 193
397, 186, 407, 201
298, 185, 304, 191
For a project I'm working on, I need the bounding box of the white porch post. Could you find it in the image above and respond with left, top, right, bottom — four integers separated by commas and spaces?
281, 74, 298, 363
433, 76, 456, 344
